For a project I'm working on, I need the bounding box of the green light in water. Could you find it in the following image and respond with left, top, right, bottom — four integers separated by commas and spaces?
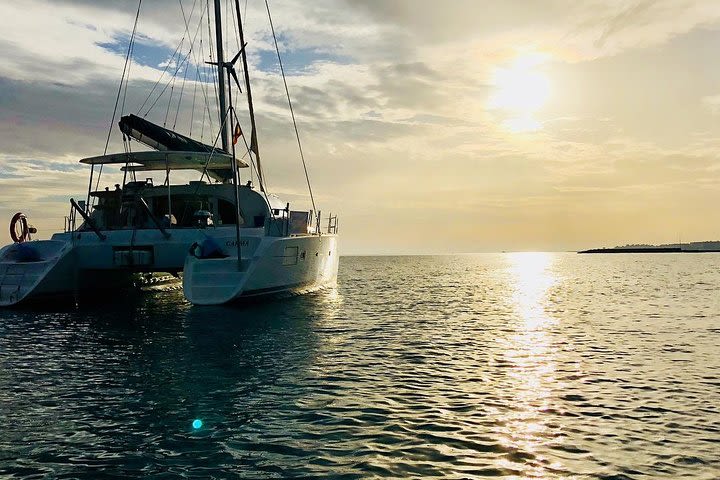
192, 419, 203, 429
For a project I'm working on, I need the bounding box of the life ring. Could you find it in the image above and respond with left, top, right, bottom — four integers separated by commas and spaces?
10, 212, 30, 243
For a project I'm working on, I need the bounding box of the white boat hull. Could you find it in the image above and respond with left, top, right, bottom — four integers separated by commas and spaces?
0, 226, 241, 306
183, 234, 339, 305
0, 241, 74, 306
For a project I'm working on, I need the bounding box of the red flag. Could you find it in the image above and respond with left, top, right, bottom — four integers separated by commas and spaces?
232, 123, 242, 145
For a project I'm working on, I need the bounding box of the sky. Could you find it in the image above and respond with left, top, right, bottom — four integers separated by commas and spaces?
1, 0, 720, 254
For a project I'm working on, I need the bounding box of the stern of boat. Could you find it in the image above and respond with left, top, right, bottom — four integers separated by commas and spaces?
0, 240, 75, 306
183, 234, 339, 306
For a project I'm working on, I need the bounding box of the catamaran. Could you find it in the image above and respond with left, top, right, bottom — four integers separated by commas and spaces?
0, 0, 339, 307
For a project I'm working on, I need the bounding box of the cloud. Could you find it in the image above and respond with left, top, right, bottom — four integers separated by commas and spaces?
2, 0, 720, 251
702, 94, 720, 114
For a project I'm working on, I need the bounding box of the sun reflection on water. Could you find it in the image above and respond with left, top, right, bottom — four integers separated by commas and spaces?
498, 252, 563, 477
507, 252, 557, 330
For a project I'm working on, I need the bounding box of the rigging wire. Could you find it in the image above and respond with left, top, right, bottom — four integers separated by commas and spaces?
189, 63, 200, 136
178, 0, 216, 139
172, 52, 191, 129
137, 0, 199, 118
136, 37, 185, 115
229, 1, 242, 109
225, 0, 230, 63
102, 1, 142, 156
86, 0, 142, 209
116, 27, 138, 196
243, 0, 248, 29
148, 0, 211, 120
120, 23, 138, 117
206, 0, 221, 122
222, 0, 277, 224
163, 48, 180, 126
181, 0, 279, 231
227, 0, 246, 179
264, 0, 316, 212
229, 4, 240, 69
201, 85, 207, 140
178, 0, 212, 140
182, 111, 227, 223
144, 38, 187, 117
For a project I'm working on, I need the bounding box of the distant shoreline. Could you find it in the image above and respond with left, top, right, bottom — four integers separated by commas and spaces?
578, 247, 720, 254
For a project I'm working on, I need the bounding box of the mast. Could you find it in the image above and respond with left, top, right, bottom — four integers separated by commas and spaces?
213, 0, 229, 152
235, 0, 265, 192
212, 0, 243, 266
227, 76, 243, 267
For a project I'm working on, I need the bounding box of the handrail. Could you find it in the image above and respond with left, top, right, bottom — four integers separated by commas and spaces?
70, 198, 106, 241
327, 214, 338, 234
285, 203, 290, 236
138, 197, 171, 239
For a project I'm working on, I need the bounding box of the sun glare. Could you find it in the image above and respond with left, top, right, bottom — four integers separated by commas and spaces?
503, 115, 542, 133
489, 51, 551, 133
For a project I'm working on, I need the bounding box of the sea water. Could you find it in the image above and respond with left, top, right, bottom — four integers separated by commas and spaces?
0, 253, 718, 478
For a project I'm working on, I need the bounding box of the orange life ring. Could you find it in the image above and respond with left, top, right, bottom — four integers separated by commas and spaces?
10, 212, 30, 243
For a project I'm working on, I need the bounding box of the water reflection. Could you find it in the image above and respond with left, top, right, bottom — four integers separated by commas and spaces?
499, 252, 562, 477
0, 288, 346, 476
3, 255, 720, 477
507, 252, 557, 330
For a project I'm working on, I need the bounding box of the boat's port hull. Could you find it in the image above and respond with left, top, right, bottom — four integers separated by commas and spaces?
0, 226, 246, 306
0, 240, 75, 307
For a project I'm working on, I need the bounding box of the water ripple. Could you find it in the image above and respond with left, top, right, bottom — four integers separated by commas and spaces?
1, 253, 719, 478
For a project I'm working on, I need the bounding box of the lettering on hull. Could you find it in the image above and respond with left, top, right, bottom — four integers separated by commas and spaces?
225, 240, 249, 248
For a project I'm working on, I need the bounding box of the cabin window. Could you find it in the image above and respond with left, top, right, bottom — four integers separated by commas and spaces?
218, 199, 244, 225
159, 195, 210, 227
282, 246, 298, 266
177, 197, 206, 227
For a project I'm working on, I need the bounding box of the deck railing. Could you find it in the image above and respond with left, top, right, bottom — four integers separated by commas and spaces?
327, 214, 338, 234
64, 200, 83, 233
275, 206, 339, 236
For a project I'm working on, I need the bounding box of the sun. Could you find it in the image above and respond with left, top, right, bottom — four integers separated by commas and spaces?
488, 51, 551, 133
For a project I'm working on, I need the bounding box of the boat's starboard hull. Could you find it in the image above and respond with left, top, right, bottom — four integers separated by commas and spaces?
183, 234, 338, 305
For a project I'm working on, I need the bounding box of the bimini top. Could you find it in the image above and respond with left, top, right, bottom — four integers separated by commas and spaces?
80, 150, 248, 182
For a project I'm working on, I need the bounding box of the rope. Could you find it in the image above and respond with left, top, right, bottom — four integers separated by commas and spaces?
264, 0, 316, 213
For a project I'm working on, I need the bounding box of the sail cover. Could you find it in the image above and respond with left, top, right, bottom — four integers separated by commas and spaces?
119, 114, 226, 154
